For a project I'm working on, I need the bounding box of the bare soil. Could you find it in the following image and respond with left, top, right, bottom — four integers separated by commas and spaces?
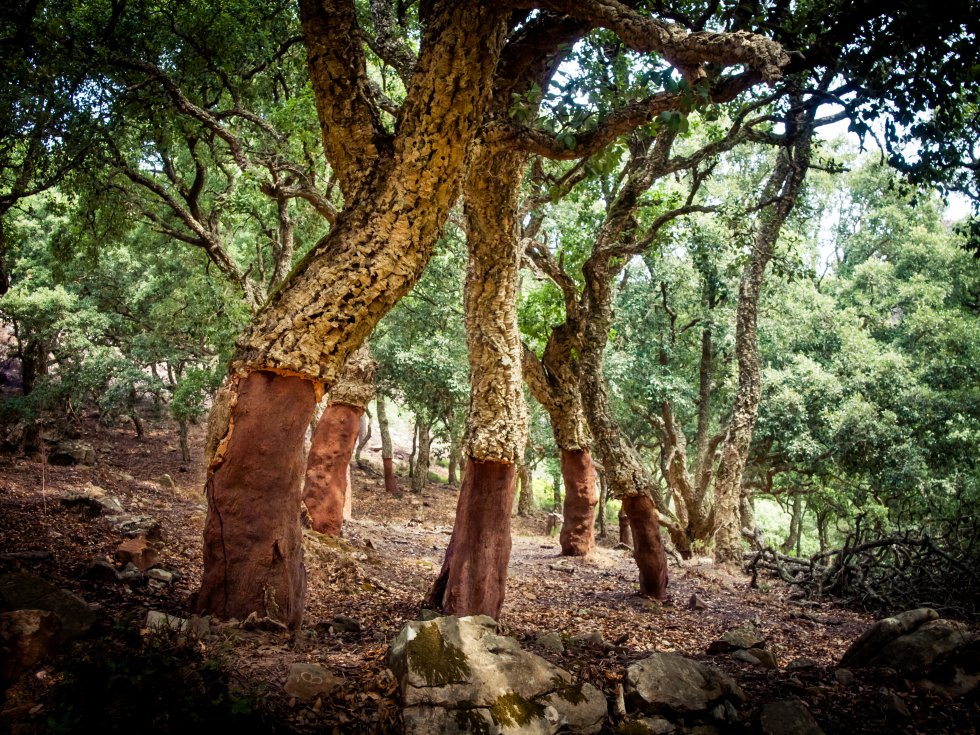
0, 417, 976, 734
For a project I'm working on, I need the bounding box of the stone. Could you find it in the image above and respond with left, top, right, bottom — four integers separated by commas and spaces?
840, 611, 973, 673
83, 558, 122, 583
536, 631, 565, 654
48, 440, 97, 466
388, 615, 606, 735
706, 621, 766, 654
759, 698, 825, 735
113, 537, 160, 571
569, 630, 605, 649
880, 687, 911, 717
155, 473, 176, 490
688, 593, 707, 610
187, 615, 211, 639
0, 573, 96, 643
0, 610, 62, 686
146, 610, 188, 633
710, 700, 740, 723
731, 648, 778, 669
786, 657, 818, 671
284, 662, 342, 701
625, 652, 745, 716
834, 668, 855, 686
110, 515, 163, 540
327, 615, 361, 633
146, 568, 174, 584
630, 717, 676, 734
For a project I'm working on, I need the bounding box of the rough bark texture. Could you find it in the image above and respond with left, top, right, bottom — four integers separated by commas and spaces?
516, 463, 533, 517
196, 371, 316, 628
712, 122, 812, 564
303, 345, 376, 535
376, 394, 398, 494
303, 403, 361, 536
619, 510, 633, 547
411, 420, 431, 494
559, 448, 598, 556
198, 2, 509, 622
623, 494, 669, 600
424, 459, 516, 618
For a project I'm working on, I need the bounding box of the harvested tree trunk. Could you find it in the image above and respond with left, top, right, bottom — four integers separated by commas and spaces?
559, 448, 598, 556
197, 371, 316, 628
376, 394, 398, 494
623, 494, 669, 599
596, 465, 608, 538
303, 346, 376, 536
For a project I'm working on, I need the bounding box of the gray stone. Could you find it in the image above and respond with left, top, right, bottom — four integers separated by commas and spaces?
536, 631, 565, 654
786, 657, 818, 671
841, 612, 973, 673
146, 610, 188, 632
623, 717, 676, 734
155, 473, 176, 490
0, 573, 96, 643
389, 615, 606, 735
48, 440, 97, 466
731, 648, 778, 669
284, 662, 342, 701
839, 608, 938, 668
710, 700, 740, 723
328, 615, 361, 633
880, 688, 911, 717
759, 697, 825, 735
146, 568, 174, 584
0, 609, 62, 686
569, 630, 605, 649
706, 621, 766, 654
84, 558, 122, 583
110, 515, 162, 540
625, 652, 745, 716
834, 668, 855, 686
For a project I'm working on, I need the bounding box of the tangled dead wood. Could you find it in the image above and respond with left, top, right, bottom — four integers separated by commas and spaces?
745, 518, 980, 621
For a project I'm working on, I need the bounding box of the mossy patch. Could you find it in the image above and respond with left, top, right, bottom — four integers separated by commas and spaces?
405, 623, 471, 686
617, 720, 656, 735
489, 691, 545, 728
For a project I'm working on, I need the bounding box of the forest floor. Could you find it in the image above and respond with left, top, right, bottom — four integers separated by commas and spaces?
0, 417, 977, 734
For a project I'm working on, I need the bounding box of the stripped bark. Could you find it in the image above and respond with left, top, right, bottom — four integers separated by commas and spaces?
558, 448, 598, 555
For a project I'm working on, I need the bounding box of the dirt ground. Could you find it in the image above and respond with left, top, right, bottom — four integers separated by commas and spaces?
0, 417, 976, 734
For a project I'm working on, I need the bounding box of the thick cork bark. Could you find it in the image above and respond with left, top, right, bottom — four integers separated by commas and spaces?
559, 448, 598, 556
196, 371, 316, 628
424, 458, 516, 618
303, 403, 362, 536
623, 494, 669, 600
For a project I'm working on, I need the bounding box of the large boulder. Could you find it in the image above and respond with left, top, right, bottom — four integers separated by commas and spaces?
625, 652, 745, 716
388, 615, 606, 734
47, 440, 97, 466
840, 609, 973, 672
0, 572, 96, 643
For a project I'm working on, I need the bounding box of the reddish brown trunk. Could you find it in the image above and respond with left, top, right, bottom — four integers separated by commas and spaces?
622, 494, 668, 600
425, 458, 515, 618
196, 371, 316, 628
382, 457, 398, 494
303, 403, 362, 536
619, 510, 633, 547
559, 448, 598, 556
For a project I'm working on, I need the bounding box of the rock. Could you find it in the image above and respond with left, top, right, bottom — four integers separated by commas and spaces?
706, 621, 766, 654
155, 473, 176, 490
625, 652, 745, 716
840, 611, 973, 673
688, 594, 707, 611
710, 700, 740, 723
118, 563, 143, 583
389, 615, 606, 735
834, 668, 855, 686
915, 637, 980, 698
786, 657, 818, 671
113, 537, 160, 571
47, 440, 97, 466
0, 610, 62, 686
536, 631, 565, 654
569, 630, 605, 649
146, 568, 174, 584
628, 717, 676, 734
83, 558, 122, 583
284, 662, 342, 701
146, 610, 189, 632
880, 687, 911, 717
0, 573, 96, 643
759, 697, 825, 735
327, 615, 361, 634
731, 648, 778, 669
110, 515, 162, 540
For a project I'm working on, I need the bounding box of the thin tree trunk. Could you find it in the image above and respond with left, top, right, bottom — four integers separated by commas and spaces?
619, 509, 633, 547
447, 428, 461, 487
596, 466, 608, 539
559, 448, 597, 556
354, 409, 371, 467
552, 470, 563, 511
178, 419, 190, 463
780, 494, 802, 554
517, 462, 533, 516
411, 420, 431, 494
376, 394, 398, 494
408, 418, 418, 480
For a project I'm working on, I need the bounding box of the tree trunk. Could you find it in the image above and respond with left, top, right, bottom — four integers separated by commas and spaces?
713, 123, 812, 564
447, 428, 461, 487
424, 459, 515, 616
619, 509, 633, 547
552, 471, 563, 511
354, 409, 371, 467
303, 402, 362, 535
596, 465, 608, 539
196, 371, 316, 628
408, 419, 418, 480
559, 447, 598, 556
303, 345, 376, 535
376, 394, 398, 494
623, 494, 669, 600
517, 462, 533, 516
196, 1, 509, 624
178, 419, 190, 463
781, 493, 803, 555
411, 420, 431, 494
